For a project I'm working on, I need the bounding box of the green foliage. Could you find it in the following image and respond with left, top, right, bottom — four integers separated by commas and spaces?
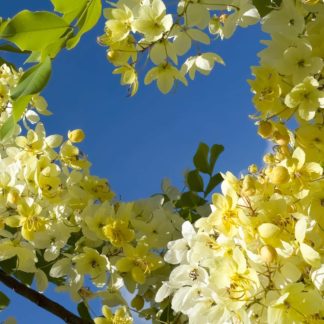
66, 0, 102, 49
51, 0, 88, 23
77, 302, 93, 322
0, 291, 10, 311
186, 170, 204, 192
11, 57, 51, 100
175, 142, 224, 222
193, 142, 224, 175
0, 10, 70, 52
252, 0, 282, 17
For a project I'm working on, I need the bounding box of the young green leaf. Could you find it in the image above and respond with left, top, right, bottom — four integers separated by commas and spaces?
176, 191, 206, 209
12, 95, 32, 121
11, 57, 51, 100
193, 142, 210, 174
204, 173, 223, 197
51, 0, 88, 23
0, 43, 30, 54
0, 10, 69, 51
66, 0, 102, 49
0, 116, 15, 141
209, 144, 224, 174
186, 170, 204, 192
0, 291, 10, 310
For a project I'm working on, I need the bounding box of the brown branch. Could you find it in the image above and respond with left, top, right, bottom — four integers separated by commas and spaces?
0, 269, 92, 324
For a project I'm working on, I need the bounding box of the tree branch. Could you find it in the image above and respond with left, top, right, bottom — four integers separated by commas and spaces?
0, 269, 92, 324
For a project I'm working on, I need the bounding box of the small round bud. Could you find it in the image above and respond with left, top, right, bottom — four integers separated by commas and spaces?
258, 121, 273, 138
7, 190, 19, 205
143, 289, 154, 300
131, 295, 144, 311
260, 245, 277, 264
248, 164, 258, 173
258, 223, 280, 238
209, 15, 221, 35
273, 131, 289, 146
242, 175, 255, 196
263, 153, 274, 164
269, 166, 290, 184
68, 129, 85, 143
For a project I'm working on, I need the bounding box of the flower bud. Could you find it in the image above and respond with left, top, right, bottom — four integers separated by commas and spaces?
248, 164, 258, 174
273, 131, 289, 146
7, 190, 19, 205
260, 245, 277, 264
131, 295, 144, 311
269, 166, 290, 184
258, 121, 273, 138
68, 129, 85, 143
258, 223, 280, 238
209, 15, 221, 35
263, 153, 274, 164
242, 175, 255, 196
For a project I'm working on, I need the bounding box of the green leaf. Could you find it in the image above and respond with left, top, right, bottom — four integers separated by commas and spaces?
0, 43, 30, 54
204, 173, 223, 197
193, 142, 210, 174
209, 144, 224, 174
66, 0, 102, 49
0, 116, 15, 141
176, 191, 206, 209
0, 10, 69, 51
12, 95, 32, 121
77, 302, 92, 321
0, 257, 18, 274
252, 0, 282, 17
186, 170, 204, 192
11, 57, 52, 100
14, 271, 34, 286
0, 291, 10, 310
51, 0, 88, 23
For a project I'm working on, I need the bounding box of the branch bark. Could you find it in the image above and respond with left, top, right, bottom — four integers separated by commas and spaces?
0, 269, 92, 324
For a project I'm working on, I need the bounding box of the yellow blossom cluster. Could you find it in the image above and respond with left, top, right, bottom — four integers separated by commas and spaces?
99, 0, 260, 94
0, 64, 186, 322
157, 1, 324, 323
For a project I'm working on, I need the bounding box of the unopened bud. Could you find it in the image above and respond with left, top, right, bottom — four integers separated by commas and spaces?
260, 245, 277, 264
258, 121, 273, 138
242, 175, 255, 196
248, 164, 258, 174
269, 166, 290, 184
273, 131, 289, 146
7, 190, 19, 205
131, 295, 144, 310
263, 153, 274, 164
68, 129, 85, 143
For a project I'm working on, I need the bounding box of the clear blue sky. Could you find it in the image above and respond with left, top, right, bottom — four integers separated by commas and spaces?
1, 1, 266, 323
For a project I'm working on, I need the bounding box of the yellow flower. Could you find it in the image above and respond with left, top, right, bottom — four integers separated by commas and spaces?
284, 76, 324, 121
115, 242, 163, 284
73, 247, 109, 287
68, 129, 85, 143
144, 62, 187, 94
132, 0, 173, 42
94, 305, 133, 324
104, 5, 134, 42
6, 198, 46, 241
113, 65, 138, 96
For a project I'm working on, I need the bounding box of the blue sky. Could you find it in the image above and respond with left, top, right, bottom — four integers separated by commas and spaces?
1, 1, 266, 323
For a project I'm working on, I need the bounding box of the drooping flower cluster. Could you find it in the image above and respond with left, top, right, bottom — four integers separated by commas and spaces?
0, 64, 187, 322
99, 0, 260, 94
157, 1, 324, 322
